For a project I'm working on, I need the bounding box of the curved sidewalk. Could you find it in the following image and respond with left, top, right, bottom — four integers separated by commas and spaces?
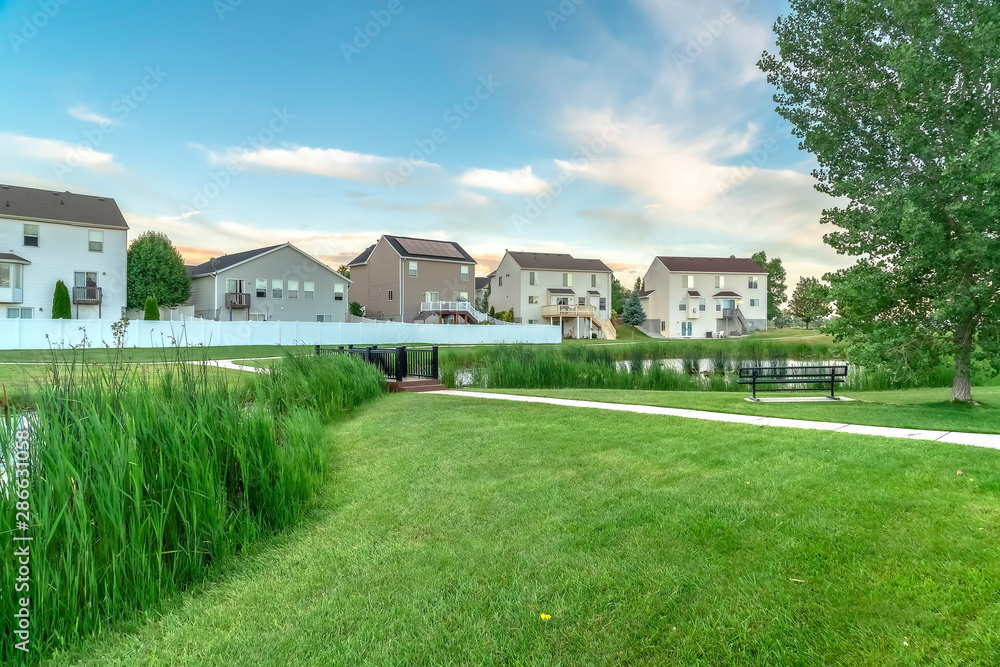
434, 391, 1000, 451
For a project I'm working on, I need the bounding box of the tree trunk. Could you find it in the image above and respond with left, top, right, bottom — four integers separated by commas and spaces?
952, 326, 974, 403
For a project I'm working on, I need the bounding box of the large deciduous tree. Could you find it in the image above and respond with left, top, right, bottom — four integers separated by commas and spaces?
759, 0, 1000, 402
751, 251, 788, 320
788, 277, 832, 330
127, 232, 191, 310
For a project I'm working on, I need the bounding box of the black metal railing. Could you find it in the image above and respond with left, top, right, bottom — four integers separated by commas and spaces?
316, 345, 439, 382
226, 292, 251, 309
72, 286, 102, 304
738, 364, 848, 400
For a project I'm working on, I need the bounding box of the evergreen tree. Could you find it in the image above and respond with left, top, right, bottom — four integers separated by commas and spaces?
144, 295, 160, 321
52, 280, 72, 319
621, 290, 646, 327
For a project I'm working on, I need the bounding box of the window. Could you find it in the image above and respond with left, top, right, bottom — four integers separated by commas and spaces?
679, 298, 687, 311
334, 284, 345, 301
461, 266, 469, 281
408, 261, 418, 278
748, 276, 759, 290
700, 298, 706, 312
226, 278, 240, 293
661, 321, 665, 331
304, 281, 315, 300
562, 273, 573, 287
387, 289, 394, 302
272, 279, 283, 299
424, 291, 440, 302
528, 296, 539, 304
23, 224, 39, 247
577, 297, 586, 306
556, 297, 569, 306
7, 308, 32, 319
75, 271, 97, 289
599, 298, 607, 310
288, 279, 299, 300
715, 275, 725, 288
456, 291, 469, 302
255, 279, 267, 298
317, 314, 333, 323
529, 272, 537, 286
528, 319, 538, 325
750, 299, 760, 307
498, 276, 502, 287
716, 300, 722, 312
0, 263, 10, 287
591, 274, 597, 288
88, 230, 104, 252
682, 275, 695, 288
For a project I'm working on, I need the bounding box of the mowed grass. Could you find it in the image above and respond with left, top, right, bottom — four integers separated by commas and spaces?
479, 387, 1000, 435
48, 394, 1000, 666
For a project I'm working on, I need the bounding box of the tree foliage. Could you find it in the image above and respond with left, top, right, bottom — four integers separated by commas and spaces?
611, 275, 626, 315
52, 280, 71, 319
127, 232, 191, 309
788, 277, 831, 330
751, 251, 788, 320
476, 283, 491, 314
349, 301, 365, 318
759, 0, 1000, 401
621, 290, 646, 327
144, 295, 160, 321
337, 265, 351, 280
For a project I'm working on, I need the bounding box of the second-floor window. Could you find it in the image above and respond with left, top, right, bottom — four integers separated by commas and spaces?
700, 298, 706, 311
304, 281, 315, 300
88, 230, 104, 252
461, 266, 469, 281
256, 279, 267, 298
272, 279, 283, 299
679, 298, 687, 311
562, 273, 572, 287
23, 224, 39, 247
408, 261, 418, 278
456, 291, 469, 302
288, 280, 299, 300
387, 289, 394, 301
748, 276, 759, 289
335, 284, 345, 301
750, 299, 760, 307
529, 271, 537, 286
599, 298, 607, 310
715, 275, 725, 288
682, 275, 695, 288
528, 296, 539, 304
591, 274, 597, 288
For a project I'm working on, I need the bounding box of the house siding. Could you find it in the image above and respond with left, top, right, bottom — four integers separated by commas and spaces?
0, 216, 127, 319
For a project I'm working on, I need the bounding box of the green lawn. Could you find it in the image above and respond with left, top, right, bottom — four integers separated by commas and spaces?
478, 387, 1000, 435
47, 394, 1000, 665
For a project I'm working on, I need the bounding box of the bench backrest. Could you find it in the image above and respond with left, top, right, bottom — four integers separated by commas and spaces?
738, 365, 848, 379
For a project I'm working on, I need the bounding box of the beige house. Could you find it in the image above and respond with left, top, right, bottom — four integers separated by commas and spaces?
639, 256, 768, 339
347, 235, 481, 323
487, 251, 616, 339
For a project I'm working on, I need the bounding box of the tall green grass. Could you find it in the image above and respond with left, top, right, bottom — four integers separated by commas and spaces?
0, 351, 384, 662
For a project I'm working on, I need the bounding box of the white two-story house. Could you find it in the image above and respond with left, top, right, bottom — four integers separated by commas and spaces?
639, 256, 768, 339
0, 184, 128, 320
488, 251, 616, 339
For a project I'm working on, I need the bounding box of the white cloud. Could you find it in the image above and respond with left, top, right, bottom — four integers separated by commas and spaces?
458, 166, 548, 194
68, 105, 121, 127
199, 144, 438, 185
0, 132, 116, 172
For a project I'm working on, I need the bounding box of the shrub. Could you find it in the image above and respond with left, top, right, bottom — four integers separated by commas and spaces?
52, 280, 71, 319
144, 294, 160, 320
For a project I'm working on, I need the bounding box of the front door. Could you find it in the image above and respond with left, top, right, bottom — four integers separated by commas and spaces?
681, 321, 693, 337
724, 299, 736, 311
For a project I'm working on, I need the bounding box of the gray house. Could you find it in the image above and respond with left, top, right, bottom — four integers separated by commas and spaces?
187, 243, 351, 322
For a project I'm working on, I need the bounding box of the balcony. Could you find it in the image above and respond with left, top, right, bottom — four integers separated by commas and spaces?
0, 287, 23, 304
73, 286, 102, 305
226, 292, 251, 309
541, 304, 597, 318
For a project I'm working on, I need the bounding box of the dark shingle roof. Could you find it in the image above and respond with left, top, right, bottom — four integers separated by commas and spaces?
547, 288, 575, 295
0, 184, 128, 229
0, 253, 30, 264
657, 256, 763, 273
508, 251, 611, 272
188, 245, 283, 276
713, 291, 742, 298
347, 244, 375, 266
384, 235, 475, 263
638, 290, 655, 298
475, 277, 490, 290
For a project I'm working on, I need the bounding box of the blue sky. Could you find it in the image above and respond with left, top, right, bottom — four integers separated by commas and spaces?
0, 0, 847, 288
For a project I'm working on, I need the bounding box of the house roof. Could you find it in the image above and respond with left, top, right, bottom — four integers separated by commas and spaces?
475, 277, 490, 290
547, 288, 575, 295
638, 290, 655, 298
347, 244, 375, 266
657, 256, 763, 273
0, 253, 30, 265
587, 290, 600, 296
188, 245, 283, 276
386, 235, 475, 263
687, 290, 701, 297
507, 251, 611, 272
0, 184, 129, 230
713, 291, 742, 298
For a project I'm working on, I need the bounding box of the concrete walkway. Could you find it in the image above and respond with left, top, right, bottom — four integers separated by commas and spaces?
434, 390, 1000, 451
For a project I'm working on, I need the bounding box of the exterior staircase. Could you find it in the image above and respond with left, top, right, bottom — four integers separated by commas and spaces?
540, 305, 617, 340
733, 308, 750, 336
419, 301, 512, 325
387, 378, 447, 393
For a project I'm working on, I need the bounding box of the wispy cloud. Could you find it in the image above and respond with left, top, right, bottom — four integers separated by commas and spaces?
68, 105, 121, 127
458, 166, 548, 194
0, 132, 116, 172
198, 144, 439, 185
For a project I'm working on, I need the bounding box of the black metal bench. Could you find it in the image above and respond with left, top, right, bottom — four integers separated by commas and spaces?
738, 365, 848, 400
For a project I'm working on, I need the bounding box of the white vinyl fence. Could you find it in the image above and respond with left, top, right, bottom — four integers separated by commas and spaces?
0, 319, 562, 350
